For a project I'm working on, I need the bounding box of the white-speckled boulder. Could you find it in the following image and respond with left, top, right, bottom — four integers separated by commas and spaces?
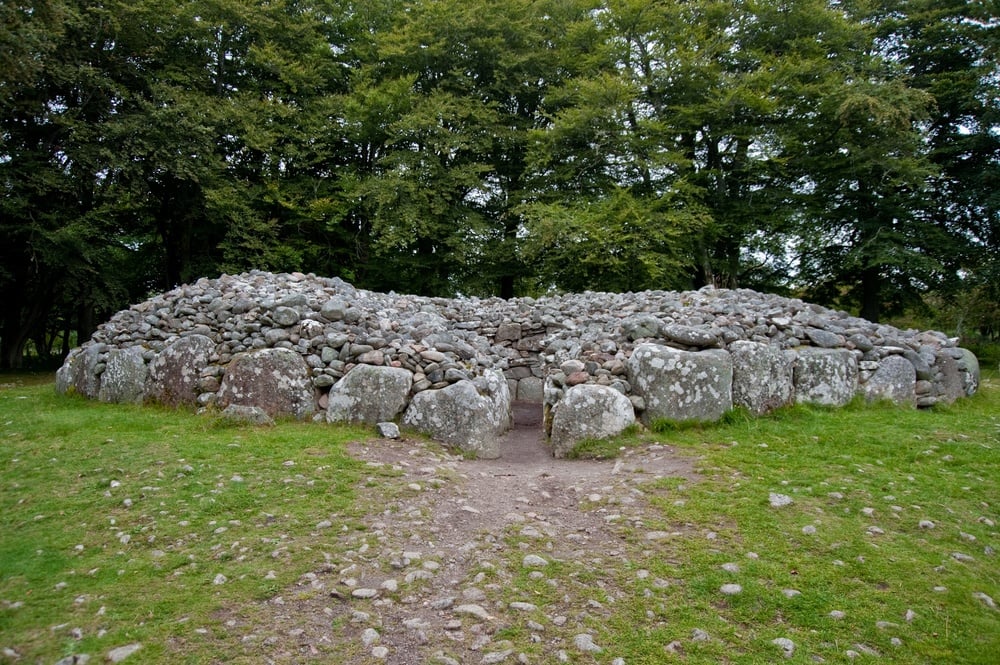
326, 364, 412, 425
861, 355, 916, 405
217, 347, 315, 418
793, 348, 858, 407
145, 334, 215, 407
98, 347, 149, 404
626, 343, 733, 424
730, 340, 794, 415
550, 384, 635, 458
402, 371, 511, 459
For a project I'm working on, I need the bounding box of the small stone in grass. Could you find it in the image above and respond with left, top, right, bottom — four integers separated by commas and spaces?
918, 520, 935, 529
772, 637, 795, 658
573, 634, 602, 653
720, 584, 742, 595
782, 589, 801, 598
107, 643, 142, 663
802, 525, 817, 535
973, 592, 996, 609
522, 554, 548, 568
769, 493, 793, 508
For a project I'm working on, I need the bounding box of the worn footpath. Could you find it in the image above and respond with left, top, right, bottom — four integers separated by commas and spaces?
217, 403, 697, 664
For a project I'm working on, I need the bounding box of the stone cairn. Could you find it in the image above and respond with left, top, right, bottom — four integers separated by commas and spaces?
56, 271, 980, 459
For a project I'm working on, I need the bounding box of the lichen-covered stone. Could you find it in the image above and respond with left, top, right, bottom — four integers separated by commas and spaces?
145, 335, 215, 407
793, 348, 858, 407
730, 341, 793, 415
217, 347, 314, 418
550, 384, 635, 458
402, 372, 510, 459
326, 364, 412, 425
98, 347, 148, 404
861, 355, 916, 405
626, 344, 733, 424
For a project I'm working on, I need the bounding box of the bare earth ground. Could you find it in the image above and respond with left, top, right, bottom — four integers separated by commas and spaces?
217, 402, 698, 664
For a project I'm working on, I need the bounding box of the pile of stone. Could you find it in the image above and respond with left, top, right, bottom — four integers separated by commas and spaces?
56, 271, 980, 458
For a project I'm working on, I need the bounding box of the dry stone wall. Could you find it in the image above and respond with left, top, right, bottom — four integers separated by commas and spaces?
56, 271, 980, 458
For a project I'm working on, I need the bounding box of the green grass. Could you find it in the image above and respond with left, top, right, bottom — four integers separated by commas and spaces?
0, 381, 368, 663
582, 374, 1000, 664
2, 373, 998, 664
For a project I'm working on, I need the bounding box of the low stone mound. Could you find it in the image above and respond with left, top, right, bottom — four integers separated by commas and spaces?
56, 271, 980, 458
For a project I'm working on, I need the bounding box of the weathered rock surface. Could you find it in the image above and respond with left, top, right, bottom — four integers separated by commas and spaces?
144, 335, 215, 407
627, 344, 733, 424
730, 341, 793, 415
861, 355, 916, 405
217, 348, 315, 418
56, 271, 980, 456
549, 384, 636, 458
98, 347, 149, 404
793, 348, 858, 407
327, 365, 412, 425
402, 372, 511, 459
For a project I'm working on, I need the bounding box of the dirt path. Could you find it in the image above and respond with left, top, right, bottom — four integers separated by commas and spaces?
222, 403, 697, 664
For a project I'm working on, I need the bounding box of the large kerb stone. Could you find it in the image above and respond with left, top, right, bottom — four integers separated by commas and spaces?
98, 347, 149, 404
218, 347, 315, 418
861, 355, 916, 405
402, 371, 511, 459
550, 384, 635, 458
730, 340, 793, 415
327, 364, 413, 425
626, 344, 733, 424
145, 334, 215, 407
793, 348, 858, 407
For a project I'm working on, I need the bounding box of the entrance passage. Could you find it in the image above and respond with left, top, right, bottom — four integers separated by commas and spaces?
499, 400, 549, 463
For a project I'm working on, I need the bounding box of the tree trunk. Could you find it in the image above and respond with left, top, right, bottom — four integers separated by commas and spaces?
860, 265, 881, 323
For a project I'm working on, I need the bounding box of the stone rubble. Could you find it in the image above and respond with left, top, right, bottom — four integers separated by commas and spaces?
56, 271, 980, 457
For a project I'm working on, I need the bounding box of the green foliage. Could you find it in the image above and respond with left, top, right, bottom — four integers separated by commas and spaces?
1, 0, 998, 364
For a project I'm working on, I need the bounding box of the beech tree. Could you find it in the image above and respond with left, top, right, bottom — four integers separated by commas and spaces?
1, 0, 996, 366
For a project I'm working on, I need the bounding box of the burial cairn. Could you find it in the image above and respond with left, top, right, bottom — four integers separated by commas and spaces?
57, 271, 980, 459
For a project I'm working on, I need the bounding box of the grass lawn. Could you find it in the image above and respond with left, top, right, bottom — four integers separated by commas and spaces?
1, 371, 998, 663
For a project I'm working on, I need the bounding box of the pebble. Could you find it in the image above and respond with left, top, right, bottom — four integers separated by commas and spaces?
720, 584, 742, 595
769, 493, 793, 508
721, 563, 740, 573
918, 520, 935, 529
371, 646, 389, 659
522, 554, 548, 568
361, 628, 380, 646
573, 634, 602, 653
106, 643, 142, 663
772, 637, 795, 658
802, 525, 817, 535
973, 592, 996, 609
455, 604, 493, 621
352, 588, 379, 599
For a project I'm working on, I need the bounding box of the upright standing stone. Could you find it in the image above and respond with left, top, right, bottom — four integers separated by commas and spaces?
626, 343, 733, 424
145, 334, 215, 407
218, 348, 315, 418
402, 371, 511, 459
549, 384, 635, 458
793, 348, 858, 407
98, 347, 149, 404
730, 341, 793, 415
326, 364, 412, 425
